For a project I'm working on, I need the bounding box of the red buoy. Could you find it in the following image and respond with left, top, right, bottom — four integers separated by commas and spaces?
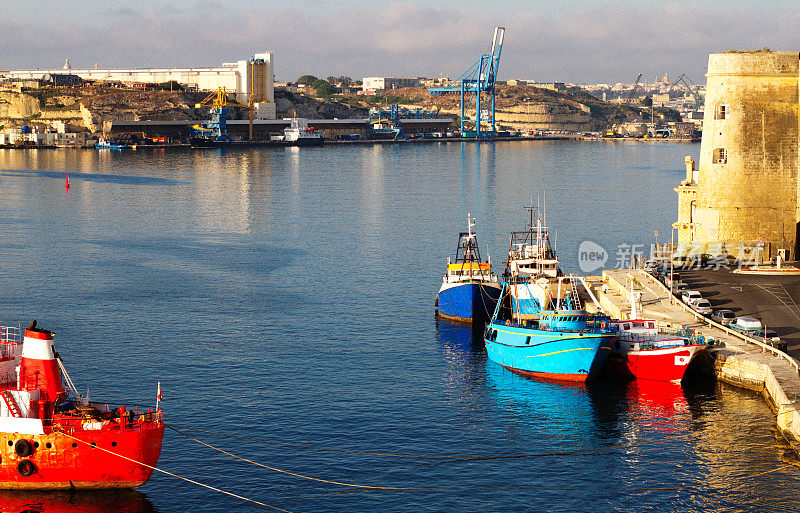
65, 172, 70, 190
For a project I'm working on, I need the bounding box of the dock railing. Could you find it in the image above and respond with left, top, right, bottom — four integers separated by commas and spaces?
638, 270, 800, 376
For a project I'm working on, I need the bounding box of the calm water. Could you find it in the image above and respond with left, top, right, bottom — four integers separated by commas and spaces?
0, 141, 798, 512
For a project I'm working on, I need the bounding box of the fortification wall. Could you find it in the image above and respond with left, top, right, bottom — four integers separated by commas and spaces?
694, 52, 799, 257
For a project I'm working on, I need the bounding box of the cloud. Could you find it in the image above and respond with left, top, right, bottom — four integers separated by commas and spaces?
1, 2, 800, 83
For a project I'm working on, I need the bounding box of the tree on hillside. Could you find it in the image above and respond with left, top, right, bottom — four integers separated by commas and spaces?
311, 79, 335, 97
297, 75, 318, 86
338, 76, 352, 86
326, 76, 337, 84
159, 80, 183, 91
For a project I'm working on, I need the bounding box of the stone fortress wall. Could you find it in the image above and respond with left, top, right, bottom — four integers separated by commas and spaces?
676, 51, 800, 260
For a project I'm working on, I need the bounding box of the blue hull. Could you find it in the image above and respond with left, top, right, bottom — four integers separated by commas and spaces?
484, 324, 613, 382
437, 282, 502, 323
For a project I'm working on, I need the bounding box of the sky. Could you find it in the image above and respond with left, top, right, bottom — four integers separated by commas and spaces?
2, 1, 800, 84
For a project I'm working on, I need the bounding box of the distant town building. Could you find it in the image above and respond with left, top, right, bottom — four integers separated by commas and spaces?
361, 77, 425, 91
41, 73, 83, 87
536, 82, 568, 93
675, 51, 800, 260
421, 77, 450, 87
3, 52, 277, 119
652, 93, 670, 106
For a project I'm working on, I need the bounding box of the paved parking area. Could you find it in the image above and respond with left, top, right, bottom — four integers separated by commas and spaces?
674, 268, 800, 357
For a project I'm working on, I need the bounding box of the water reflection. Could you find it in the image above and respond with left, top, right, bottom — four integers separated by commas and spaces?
458, 142, 497, 216
484, 356, 598, 437
434, 318, 487, 417
0, 489, 157, 513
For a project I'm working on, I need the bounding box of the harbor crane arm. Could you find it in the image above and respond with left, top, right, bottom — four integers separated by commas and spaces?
605, 72, 643, 129
672, 73, 703, 111
427, 26, 505, 137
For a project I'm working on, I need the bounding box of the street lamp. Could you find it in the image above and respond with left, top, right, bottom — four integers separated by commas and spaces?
670, 226, 675, 305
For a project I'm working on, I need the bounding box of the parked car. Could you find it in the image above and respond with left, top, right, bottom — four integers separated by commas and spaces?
665, 273, 682, 288
749, 329, 786, 351
674, 282, 689, 293
711, 309, 736, 326
672, 256, 696, 269
681, 290, 702, 304
691, 299, 713, 315
643, 259, 660, 271
706, 253, 740, 269
730, 316, 763, 332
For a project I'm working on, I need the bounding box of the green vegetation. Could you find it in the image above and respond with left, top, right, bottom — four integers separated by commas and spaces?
21, 88, 62, 108
297, 75, 318, 86
311, 79, 335, 97
158, 81, 183, 91
725, 47, 772, 53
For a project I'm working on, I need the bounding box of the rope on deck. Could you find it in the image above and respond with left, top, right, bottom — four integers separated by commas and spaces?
61, 432, 293, 512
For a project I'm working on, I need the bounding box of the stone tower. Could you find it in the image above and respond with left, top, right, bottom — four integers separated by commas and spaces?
675, 51, 800, 261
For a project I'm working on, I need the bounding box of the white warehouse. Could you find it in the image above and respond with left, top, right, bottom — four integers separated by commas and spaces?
2, 52, 277, 119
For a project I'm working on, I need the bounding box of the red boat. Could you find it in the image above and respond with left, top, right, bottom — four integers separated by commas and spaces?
0, 321, 163, 489
604, 319, 707, 382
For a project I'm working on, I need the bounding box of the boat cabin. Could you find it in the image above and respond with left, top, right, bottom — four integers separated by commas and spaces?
446, 262, 494, 283
538, 310, 589, 331
443, 214, 497, 284
609, 319, 706, 350
505, 206, 561, 279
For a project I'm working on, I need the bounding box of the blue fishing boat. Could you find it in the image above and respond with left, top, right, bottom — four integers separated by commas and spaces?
436, 214, 502, 323
484, 281, 615, 383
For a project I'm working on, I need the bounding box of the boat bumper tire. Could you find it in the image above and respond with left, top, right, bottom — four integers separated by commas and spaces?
18, 459, 36, 477
15, 439, 33, 458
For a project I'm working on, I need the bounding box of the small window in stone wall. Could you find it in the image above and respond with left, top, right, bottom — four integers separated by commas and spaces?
715, 103, 728, 120
713, 147, 728, 164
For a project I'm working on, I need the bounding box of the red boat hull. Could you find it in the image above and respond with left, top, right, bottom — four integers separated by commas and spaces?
0, 423, 164, 489
502, 364, 591, 384
604, 345, 705, 382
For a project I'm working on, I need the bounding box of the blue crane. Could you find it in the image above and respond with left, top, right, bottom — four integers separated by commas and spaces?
429, 26, 505, 139
367, 104, 440, 140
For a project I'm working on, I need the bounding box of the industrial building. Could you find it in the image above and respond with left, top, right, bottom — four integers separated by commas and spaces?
361, 77, 424, 92
2, 53, 277, 119
675, 51, 800, 260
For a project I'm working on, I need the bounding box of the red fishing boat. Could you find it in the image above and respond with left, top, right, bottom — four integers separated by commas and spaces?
604, 319, 707, 382
0, 321, 163, 489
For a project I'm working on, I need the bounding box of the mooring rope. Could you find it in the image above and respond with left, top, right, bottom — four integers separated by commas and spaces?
166, 424, 712, 492
166, 422, 694, 463
167, 425, 432, 490
61, 432, 293, 512
170, 425, 697, 494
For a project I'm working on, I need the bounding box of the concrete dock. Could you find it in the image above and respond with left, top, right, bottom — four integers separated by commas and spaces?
587, 269, 800, 452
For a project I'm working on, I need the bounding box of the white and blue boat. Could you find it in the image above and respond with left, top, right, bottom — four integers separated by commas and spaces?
484, 282, 615, 383
436, 214, 502, 323
503, 206, 569, 319
95, 137, 137, 150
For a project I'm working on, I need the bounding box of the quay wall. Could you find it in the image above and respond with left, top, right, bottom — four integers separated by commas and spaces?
598, 269, 800, 451
716, 352, 800, 449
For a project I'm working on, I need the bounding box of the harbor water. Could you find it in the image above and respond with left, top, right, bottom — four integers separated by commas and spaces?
0, 141, 798, 512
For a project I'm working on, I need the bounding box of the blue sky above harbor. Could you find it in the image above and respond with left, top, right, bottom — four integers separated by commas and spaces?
2, 1, 800, 84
